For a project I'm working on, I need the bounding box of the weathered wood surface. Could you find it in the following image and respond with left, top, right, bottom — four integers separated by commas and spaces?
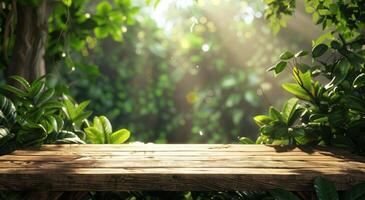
0, 144, 364, 191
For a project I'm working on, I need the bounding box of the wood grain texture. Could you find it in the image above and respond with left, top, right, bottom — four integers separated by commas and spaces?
0, 144, 364, 191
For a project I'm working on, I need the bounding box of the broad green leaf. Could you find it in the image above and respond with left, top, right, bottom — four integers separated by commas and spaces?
312, 44, 328, 58
63, 97, 77, 120
314, 177, 339, 200
282, 98, 299, 124
282, 83, 311, 101
42, 101, 63, 109
84, 127, 104, 144
0, 128, 14, 146
28, 80, 45, 98
293, 67, 313, 93
16, 124, 47, 147
110, 129, 130, 144
292, 128, 309, 144
332, 59, 351, 86
92, 117, 103, 133
253, 115, 272, 126
274, 61, 287, 75
0, 95, 16, 126
287, 108, 303, 126
73, 111, 92, 124
76, 100, 90, 113
280, 51, 294, 60
36, 89, 55, 105
99, 116, 113, 143
1, 85, 27, 97
269, 106, 283, 122
9, 75, 30, 89
269, 189, 300, 200
46, 130, 85, 144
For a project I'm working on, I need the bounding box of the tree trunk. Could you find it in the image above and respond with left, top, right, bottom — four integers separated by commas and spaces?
5, 0, 48, 83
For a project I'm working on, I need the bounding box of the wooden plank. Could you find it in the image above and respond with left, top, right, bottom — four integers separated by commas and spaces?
9, 150, 351, 156
0, 169, 363, 191
0, 144, 364, 191
0, 155, 353, 161
0, 160, 363, 169
0, 172, 360, 191
35, 144, 346, 152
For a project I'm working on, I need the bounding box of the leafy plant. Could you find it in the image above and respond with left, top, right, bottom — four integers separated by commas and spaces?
0, 75, 86, 154
84, 116, 130, 144
253, 0, 365, 154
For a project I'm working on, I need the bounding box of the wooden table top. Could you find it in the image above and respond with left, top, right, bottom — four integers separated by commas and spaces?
0, 144, 364, 191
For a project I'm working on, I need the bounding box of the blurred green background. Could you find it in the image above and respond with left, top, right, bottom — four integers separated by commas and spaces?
46, 0, 321, 144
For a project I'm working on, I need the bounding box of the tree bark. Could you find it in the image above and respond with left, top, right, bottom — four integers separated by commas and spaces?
5, 0, 48, 83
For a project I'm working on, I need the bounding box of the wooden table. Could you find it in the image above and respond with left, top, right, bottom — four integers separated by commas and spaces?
0, 144, 364, 191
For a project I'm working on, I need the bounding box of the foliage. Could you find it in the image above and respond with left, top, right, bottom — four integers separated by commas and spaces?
253, 0, 365, 154
84, 116, 130, 144
0, 75, 83, 154
0, 75, 130, 154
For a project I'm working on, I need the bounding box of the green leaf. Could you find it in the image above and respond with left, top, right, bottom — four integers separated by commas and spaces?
42, 101, 63, 109
16, 124, 47, 147
293, 128, 309, 144
280, 51, 294, 60
353, 73, 365, 89
282, 83, 311, 101
332, 59, 351, 86
96, 1, 112, 15
269, 106, 283, 122
314, 177, 339, 200
269, 188, 300, 200
36, 89, 55, 105
28, 80, 45, 98
239, 137, 254, 144
77, 100, 90, 113
1, 85, 27, 97
46, 130, 85, 144
84, 127, 104, 144
63, 97, 77, 120
330, 40, 341, 49
293, 67, 313, 93
274, 61, 287, 75
99, 116, 112, 143
0, 95, 17, 126
295, 51, 308, 57
312, 44, 328, 58
73, 111, 92, 124
9, 75, 30, 89
253, 115, 272, 127
110, 129, 130, 144
282, 98, 299, 124
0, 127, 14, 147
